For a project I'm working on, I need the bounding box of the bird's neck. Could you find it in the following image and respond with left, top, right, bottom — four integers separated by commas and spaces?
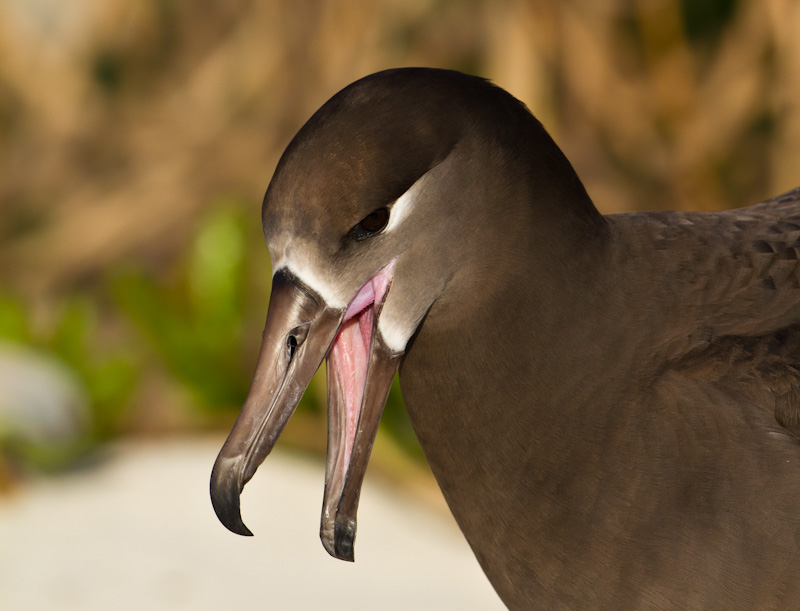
398, 219, 638, 593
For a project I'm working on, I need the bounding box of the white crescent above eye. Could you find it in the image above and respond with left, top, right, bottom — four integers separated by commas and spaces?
384, 176, 421, 235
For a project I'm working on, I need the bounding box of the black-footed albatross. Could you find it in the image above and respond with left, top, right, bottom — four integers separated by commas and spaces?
210, 67, 800, 609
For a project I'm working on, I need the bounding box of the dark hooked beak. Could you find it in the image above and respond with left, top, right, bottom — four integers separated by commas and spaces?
210, 270, 341, 536
210, 266, 401, 562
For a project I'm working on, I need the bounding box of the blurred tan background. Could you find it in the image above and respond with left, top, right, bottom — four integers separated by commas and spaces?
0, 0, 799, 608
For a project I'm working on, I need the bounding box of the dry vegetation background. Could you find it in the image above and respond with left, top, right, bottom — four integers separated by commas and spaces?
1, 0, 799, 477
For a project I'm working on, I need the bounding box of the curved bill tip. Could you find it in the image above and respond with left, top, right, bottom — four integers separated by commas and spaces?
321, 517, 356, 561
335, 518, 356, 561
210, 455, 254, 537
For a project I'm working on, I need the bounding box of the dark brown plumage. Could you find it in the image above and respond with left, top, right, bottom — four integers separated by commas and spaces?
211, 69, 800, 609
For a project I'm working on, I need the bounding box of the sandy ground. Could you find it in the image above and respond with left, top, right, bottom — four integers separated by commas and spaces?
0, 437, 504, 610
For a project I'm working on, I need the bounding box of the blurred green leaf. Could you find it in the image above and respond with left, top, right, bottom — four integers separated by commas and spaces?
0, 291, 138, 455
189, 207, 246, 318
49, 298, 94, 365
0, 294, 32, 344
112, 207, 255, 411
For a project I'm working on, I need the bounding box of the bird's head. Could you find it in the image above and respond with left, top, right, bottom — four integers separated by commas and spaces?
210, 68, 599, 560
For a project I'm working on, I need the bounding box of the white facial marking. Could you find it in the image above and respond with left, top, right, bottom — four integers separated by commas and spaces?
384, 177, 421, 235
374, 177, 429, 352
377, 311, 416, 354
272, 250, 350, 309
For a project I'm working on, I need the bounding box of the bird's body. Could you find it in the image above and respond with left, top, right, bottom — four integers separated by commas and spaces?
403, 189, 800, 608
211, 68, 800, 609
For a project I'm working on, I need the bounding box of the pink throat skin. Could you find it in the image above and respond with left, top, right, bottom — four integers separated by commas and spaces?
327, 260, 396, 468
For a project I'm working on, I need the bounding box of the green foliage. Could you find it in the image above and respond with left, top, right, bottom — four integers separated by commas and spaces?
47, 299, 138, 439
0, 295, 31, 344
0, 292, 138, 470
112, 207, 254, 411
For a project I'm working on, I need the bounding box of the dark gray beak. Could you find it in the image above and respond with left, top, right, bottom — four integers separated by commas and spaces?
210, 270, 341, 536
210, 268, 402, 561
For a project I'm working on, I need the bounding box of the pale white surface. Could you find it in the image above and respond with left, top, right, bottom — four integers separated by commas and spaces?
0, 438, 504, 610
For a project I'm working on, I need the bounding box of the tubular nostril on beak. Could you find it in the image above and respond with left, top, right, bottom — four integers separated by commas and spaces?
287, 334, 299, 360
286, 323, 310, 361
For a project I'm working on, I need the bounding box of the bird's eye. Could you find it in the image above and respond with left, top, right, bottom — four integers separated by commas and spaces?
356, 207, 390, 240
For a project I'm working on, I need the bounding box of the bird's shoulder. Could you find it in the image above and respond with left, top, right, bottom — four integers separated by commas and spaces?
613, 187, 800, 436
667, 325, 800, 437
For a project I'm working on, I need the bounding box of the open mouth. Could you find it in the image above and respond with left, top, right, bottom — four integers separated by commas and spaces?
324, 259, 395, 535
210, 258, 402, 560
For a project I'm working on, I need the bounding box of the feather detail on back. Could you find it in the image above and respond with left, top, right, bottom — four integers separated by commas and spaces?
614, 187, 800, 440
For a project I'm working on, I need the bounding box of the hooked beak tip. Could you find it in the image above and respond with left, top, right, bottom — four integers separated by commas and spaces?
335, 522, 356, 562
321, 517, 356, 562
210, 455, 255, 537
